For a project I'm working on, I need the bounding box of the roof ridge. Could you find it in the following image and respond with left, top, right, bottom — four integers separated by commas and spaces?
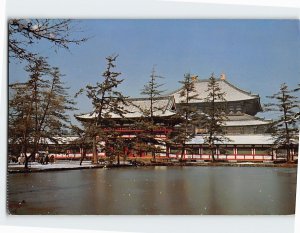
194, 78, 211, 83
167, 77, 260, 99
165, 77, 213, 96
226, 114, 272, 123
127, 96, 171, 101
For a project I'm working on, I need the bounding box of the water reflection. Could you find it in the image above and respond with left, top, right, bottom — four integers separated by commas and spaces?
7, 166, 297, 215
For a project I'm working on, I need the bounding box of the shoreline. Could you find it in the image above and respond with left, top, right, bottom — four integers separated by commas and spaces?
7, 161, 298, 174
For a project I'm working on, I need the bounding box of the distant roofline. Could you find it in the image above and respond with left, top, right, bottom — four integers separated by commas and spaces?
74, 95, 177, 121
167, 77, 260, 100
127, 96, 174, 101
113, 95, 176, 113
75, 111, 177, 120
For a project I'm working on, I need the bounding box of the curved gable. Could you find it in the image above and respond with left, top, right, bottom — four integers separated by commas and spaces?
171, 78, 260, 103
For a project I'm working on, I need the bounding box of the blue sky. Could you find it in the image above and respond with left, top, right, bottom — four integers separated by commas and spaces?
9, 19, 300, 122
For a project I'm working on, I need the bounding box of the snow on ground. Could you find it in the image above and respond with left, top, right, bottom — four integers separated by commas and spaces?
8, 160, 98, 170
236, 162, 257, 164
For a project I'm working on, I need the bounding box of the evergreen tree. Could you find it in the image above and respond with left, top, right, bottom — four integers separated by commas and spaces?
265, 83, 299, 162
171, 73, 202, 161
9, 58, 76, 168
104, 129, 128, 165
70, 123, 94, 166
200, 74, 229, 162
140, 67, 165, 119
76, 55, 128, 164
9, 82, 34, 163
135, 67, 165, 161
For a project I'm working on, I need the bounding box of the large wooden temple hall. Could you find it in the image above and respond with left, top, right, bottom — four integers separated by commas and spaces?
74, 74, 298, 162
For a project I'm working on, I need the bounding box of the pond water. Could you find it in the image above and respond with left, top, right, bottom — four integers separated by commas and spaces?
7, 166, 297, 215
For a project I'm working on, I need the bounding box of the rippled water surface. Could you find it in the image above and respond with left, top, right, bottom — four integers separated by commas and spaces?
7, 166, 297, 215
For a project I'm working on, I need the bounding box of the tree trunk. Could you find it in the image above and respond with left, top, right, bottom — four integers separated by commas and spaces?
24, 149, 37, 169
211, 147, 215, 162
180, 144, 185, 161
24, 154, 29, 169
287, 146, 291, 163
80, 147, 86, 166
92, 137, 98, 164
166, 144, 170, 158
29, 150, 36, 162
152, 151, 156, 162
21, 145, 29, 169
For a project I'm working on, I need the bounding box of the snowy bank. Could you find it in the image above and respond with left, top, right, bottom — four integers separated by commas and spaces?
8, 161, 104, 173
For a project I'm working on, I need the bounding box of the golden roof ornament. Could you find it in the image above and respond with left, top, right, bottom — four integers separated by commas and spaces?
220, 73, 226, 81
191, 75, 198, 82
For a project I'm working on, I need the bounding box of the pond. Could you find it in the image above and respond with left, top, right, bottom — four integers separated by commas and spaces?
7, 166, 297, 215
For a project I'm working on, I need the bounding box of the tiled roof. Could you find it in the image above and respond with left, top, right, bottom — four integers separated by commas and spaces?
225, 114, 272, 126
75, 96, 176, 120
170, 79, 260, 103
224, 120, 271, 126
187, 135, 275, 145
39, 136, 79, 145
227, 114, 261, 121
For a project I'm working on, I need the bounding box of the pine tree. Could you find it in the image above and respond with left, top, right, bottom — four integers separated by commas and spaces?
9, 58, 76, 168
9, 82, 34, 163
76, 55, 128, 164
265, 83, 299, 162
104, 129, 128, 166
70, 123, 94, 166
171, 73, 202, 161
135, 67, 165, 161
200, 74, 229, 162
140, 67, 165, 119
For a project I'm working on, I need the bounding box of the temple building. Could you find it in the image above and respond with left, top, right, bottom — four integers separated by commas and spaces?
75, 96, 177, 140
167, 74, 298, 161
169, 74, 273, 135
73, 74, 298, 162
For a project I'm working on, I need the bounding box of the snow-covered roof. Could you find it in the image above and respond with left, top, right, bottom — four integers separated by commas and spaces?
170, 78, 260, 103
187, 135, 275, 145
75, 96, 176, 121
39, 136, 79, 145
227, 114, 261, 121
224, 119, 272, 126
224, 114, 272, 126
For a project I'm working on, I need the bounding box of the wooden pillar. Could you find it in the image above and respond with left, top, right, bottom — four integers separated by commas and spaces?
166, 144, 170, 158
234, 145, 237, 160
270, 146, 274, 161
273, 148, 277, 161
79, 147, 83, 155
199, 147, 202, 159
251, 145, 255, 160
